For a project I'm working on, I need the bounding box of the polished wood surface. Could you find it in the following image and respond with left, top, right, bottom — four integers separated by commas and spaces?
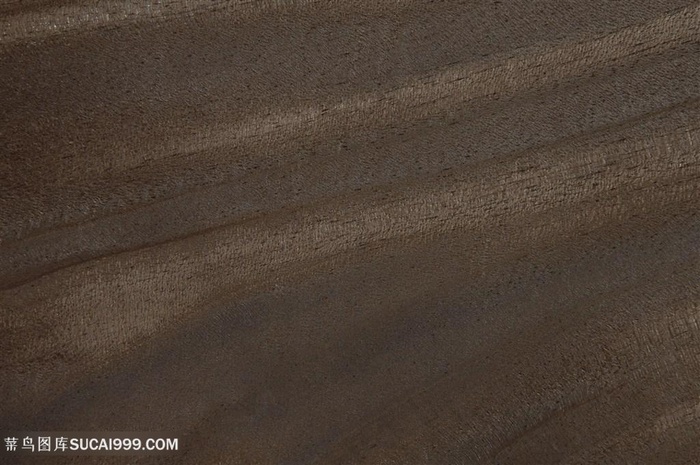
2, 1, 699, 463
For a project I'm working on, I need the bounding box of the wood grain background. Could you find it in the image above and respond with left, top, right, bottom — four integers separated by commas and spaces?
1, 1, 699, 463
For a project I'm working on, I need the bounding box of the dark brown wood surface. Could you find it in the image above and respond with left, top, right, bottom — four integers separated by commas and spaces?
1, 1, 699, 463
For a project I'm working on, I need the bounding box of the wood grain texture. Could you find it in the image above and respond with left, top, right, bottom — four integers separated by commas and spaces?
1, 1, 699, 463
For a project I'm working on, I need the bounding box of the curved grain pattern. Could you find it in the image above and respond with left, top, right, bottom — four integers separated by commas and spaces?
1, 1, 699, 464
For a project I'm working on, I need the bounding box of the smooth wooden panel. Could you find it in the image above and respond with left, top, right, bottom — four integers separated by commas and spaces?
1, 1, 699, 463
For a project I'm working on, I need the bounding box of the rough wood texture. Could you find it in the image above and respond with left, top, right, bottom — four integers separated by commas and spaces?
1, 1, 699, 463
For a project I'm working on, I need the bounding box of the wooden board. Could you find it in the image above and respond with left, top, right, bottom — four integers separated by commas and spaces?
1, 1, 699, 463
